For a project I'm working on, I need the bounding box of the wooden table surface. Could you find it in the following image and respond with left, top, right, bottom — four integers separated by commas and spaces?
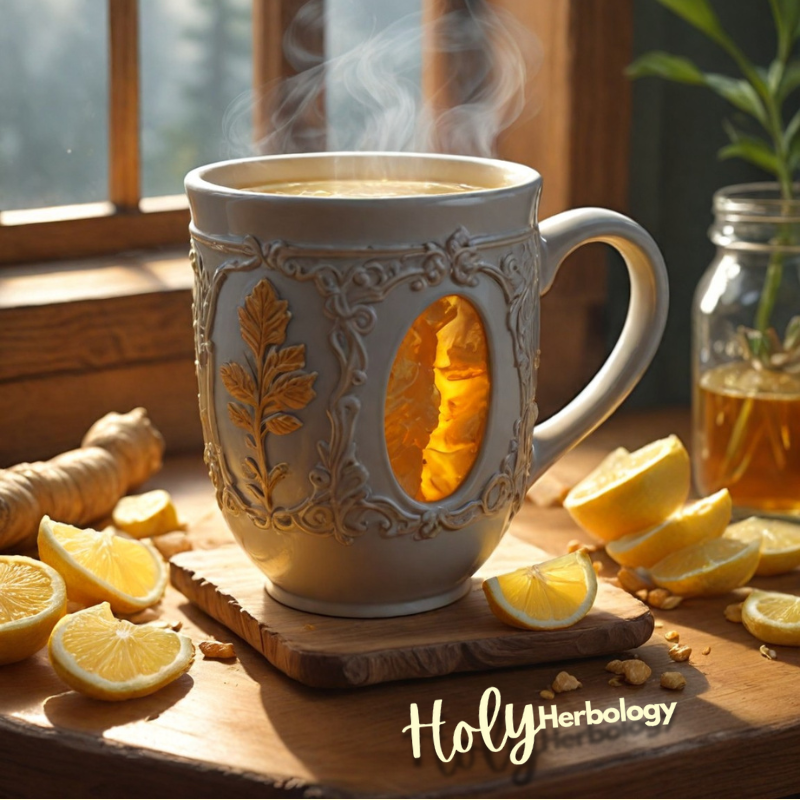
4, 408, 800, 799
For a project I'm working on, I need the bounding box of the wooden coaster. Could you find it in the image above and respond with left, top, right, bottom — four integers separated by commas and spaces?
170, 535, 653, 688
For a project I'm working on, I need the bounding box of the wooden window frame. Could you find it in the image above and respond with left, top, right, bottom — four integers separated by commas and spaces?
0, 0, 633, 466
0, 0, 189, 265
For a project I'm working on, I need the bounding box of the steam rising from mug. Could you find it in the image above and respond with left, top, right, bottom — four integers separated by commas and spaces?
223, 0, 541, 158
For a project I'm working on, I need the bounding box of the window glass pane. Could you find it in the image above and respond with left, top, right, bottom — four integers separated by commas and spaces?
140, 0, 252, 198
325, 0, 422, 151
0, 0, 108, 211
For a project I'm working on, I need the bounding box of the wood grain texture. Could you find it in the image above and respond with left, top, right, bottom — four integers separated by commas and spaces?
251, 0, 326, 151
492, 0, 633, 420
170, 538, 653, 688
5, 412, 800, 798
0, 358, 201, 466
0, 207, 190, 265
0, 289, 193, 382
108, 0, 140, 210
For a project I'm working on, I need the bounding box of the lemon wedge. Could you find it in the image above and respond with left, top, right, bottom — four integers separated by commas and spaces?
38, 516, 167, 614
742, 590, 800, 646
650, 538, 760, 597
483, 551, 598, 630
724, 517, 800, 577
48, 602, 194, 700
0, 556, 67, 665
112, 490, 181, 538
606, 489, 732, 568
563, 436, 691, 542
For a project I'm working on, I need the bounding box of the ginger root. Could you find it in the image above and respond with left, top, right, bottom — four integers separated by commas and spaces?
0, 408, 164, 551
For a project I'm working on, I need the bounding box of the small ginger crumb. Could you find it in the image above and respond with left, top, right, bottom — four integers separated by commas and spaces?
648, 589, 683, 609
702, 646, 711, 655
617, 567, 653, 595
724, 603, 743, 623
608, 676, 624, 687
664, 630, 680, 642
199, 640, 237, 659
668, 644, 692, 662
592, 560, 603, 575
567, 539, 598, 554
654, 621, 664, 629
660, 672, 686, 691
605, 659, 626, 675
152, 531, 193, 560
759, 645, 777, 661
621, 659, 652, 685
528, 474, 571, 507
552, 671, 582, 693
539, 689, 555, 700
635, 589, 649, 602
303, 623, 317, 631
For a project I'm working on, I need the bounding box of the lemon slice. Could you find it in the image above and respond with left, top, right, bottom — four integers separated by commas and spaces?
48, 602, 194, 700
742, 590, 800, 646
38, 516, 167, 614
563, 436, 690, 542
650, 538, 760, 597
482, 551, 598, 630
0, 556, 67, 665
606, 489, 732, 568
724, 517, 800, 577
112, 490, 181, 538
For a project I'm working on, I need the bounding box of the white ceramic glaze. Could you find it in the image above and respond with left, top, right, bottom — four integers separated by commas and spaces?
185, 152, 668, 618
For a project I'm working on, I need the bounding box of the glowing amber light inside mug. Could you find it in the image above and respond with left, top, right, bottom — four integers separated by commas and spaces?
385, 295, 490, 502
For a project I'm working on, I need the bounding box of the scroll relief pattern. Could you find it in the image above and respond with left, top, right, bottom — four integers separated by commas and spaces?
190, 227, 538, 544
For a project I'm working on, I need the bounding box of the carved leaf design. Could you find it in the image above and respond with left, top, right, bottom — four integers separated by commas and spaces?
264, 413, 303, 435
220, 362, 256, 405
270, 372, 317, 410
273, 343, 306, 374
228, 402, 253, 431
238, 279, 290, 360
260, 343, 306, 386
220, 276, 316, 519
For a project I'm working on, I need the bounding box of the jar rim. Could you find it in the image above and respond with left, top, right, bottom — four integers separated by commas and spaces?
714, 182, 800, 221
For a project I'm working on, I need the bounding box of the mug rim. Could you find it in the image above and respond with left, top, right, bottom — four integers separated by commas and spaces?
184, 151, 541, 202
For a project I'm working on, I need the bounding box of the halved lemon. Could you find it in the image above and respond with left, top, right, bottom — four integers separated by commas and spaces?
650, 538, 760, 597
563, 436, 690, 542
606, 489, 732, 568
483, 551, 598, 630
0, 556, 67, 665
742, 590, 800, 646
724, 517, 800, 577
38, 516, 167, 614
48, 602, 194, 700
112, 490, 181, 539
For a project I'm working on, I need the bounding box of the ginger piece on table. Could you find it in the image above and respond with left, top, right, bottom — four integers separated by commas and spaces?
0, 409, 164, 551
528, 473, 571, 508
152, 531, 193, 560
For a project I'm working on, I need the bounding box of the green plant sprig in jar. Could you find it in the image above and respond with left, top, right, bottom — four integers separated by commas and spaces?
628, 0, 800, 362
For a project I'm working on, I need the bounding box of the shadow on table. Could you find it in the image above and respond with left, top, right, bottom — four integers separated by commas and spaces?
172, 583, 790, 795
0, 651, 68, 715
42, 674, 193, 734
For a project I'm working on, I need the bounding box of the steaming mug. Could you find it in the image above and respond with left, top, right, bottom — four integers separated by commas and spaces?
185, 152, 668, 618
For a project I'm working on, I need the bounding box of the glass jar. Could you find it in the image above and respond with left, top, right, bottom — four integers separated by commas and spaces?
693, 183, 800, 517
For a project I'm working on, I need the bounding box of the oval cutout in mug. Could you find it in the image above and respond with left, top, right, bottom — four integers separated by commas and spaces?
384, 295, 491, 503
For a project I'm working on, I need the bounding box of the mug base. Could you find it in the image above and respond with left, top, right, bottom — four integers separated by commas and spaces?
264, 577, 472, 618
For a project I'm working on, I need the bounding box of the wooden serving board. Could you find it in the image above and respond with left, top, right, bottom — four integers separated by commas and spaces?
170, 534, 653, 688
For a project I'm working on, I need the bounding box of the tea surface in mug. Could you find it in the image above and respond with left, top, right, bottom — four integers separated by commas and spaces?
247, 178, 485, 197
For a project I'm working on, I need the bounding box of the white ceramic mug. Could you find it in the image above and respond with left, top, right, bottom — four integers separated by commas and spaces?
185, 152, 668, 617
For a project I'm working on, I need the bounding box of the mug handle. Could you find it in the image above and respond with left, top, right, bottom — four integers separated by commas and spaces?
530, 208, 669, 484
